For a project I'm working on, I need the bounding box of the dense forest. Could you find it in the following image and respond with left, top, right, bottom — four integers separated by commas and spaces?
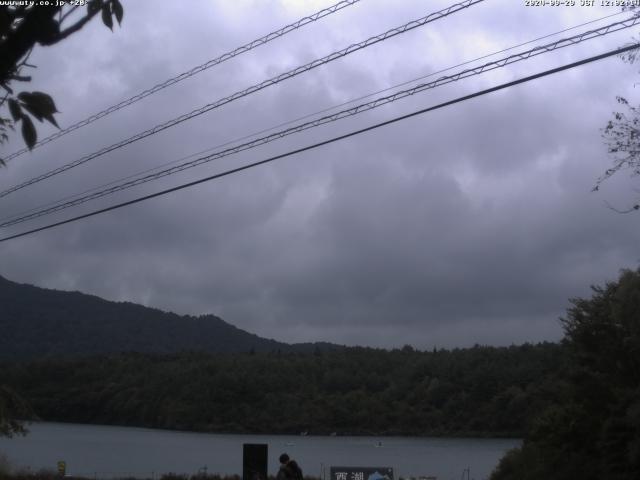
1, 343, 564, 437
491, 268, 640, 480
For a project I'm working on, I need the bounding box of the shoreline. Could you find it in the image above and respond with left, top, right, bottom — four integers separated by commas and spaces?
1, 424, 518, 480
15, 420, 524, 440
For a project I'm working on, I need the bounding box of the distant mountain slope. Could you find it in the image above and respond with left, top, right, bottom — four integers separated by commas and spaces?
0, 275, 333, 359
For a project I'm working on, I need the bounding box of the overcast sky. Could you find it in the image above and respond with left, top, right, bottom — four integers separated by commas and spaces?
1, 0, 639, 349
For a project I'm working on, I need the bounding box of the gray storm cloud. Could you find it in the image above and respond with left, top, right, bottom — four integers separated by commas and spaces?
1, 0, 639, 348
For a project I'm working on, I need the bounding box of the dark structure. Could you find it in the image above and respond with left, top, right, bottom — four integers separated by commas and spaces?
243, 443, 268, 480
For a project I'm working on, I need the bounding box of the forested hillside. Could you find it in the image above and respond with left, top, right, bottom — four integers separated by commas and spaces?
491, 269, 640, 480
0, 343, 564, 437
0, 275, 335, 358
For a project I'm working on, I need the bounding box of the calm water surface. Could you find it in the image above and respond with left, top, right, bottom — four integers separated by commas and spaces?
0, 423, 519, 480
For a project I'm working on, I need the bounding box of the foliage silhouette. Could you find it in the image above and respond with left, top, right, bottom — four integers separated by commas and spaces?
491, 268, 640, 480
0, 343, 564, 437
0, 0, 123, 161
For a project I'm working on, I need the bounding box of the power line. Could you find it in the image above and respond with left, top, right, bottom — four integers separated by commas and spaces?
3, 14, 637, 228
8, 8, 623, 225
4, 8, 623, 227
0, 0, 486, 199
0, 43, 636, 244
1, 0, 363, 162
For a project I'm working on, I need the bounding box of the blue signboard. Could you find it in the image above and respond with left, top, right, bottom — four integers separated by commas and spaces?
330, 467, 393, 480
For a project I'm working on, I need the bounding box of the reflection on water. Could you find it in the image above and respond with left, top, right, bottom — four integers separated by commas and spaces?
0, 423, 519, 480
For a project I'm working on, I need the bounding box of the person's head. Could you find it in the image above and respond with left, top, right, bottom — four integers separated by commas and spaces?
279, 453, 290, 464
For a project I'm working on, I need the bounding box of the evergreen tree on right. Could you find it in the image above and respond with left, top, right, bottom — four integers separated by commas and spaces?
491, 268, 640, 480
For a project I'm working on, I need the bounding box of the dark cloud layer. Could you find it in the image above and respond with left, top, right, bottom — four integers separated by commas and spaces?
1, 0, 638, 348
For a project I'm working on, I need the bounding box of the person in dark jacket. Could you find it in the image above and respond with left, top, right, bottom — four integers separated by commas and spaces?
277, 453, 303, 480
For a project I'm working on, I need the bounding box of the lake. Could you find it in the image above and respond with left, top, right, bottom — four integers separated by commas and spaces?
0, 423, 519, 480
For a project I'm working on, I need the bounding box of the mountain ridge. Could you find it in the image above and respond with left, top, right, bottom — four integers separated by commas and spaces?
0, 274, 340, 360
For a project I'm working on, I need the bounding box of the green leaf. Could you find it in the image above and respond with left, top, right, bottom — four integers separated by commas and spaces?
18, 91, 58, 114
102, 4, 113, 30
87, 0, 102, 14
8, 99, 21, 122
17, 92, 35, 103
21, 103, 44, 122
112, 0, 123, 25
17, 91, 59, 127
43, 112, 59, 128
21, 114, 37, 149
27, 91, 58, 113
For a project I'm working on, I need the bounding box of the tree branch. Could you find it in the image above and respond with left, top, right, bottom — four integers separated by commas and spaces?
9, 74, 31, 82
59, 5, 80, 25
0, 91, 9, 109
53, 4, 102, 43
0, 7, 60, 85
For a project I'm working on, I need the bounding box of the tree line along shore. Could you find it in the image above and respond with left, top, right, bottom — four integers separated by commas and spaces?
2, 343, 562, 437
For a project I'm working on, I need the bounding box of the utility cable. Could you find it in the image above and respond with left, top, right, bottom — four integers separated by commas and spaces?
3, 8, 623, 225
6, 7, 622, 226
0, 0, 485, 199
0, 43, 636, 244
2, 14, 637, 228
1, 0, 363, 162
